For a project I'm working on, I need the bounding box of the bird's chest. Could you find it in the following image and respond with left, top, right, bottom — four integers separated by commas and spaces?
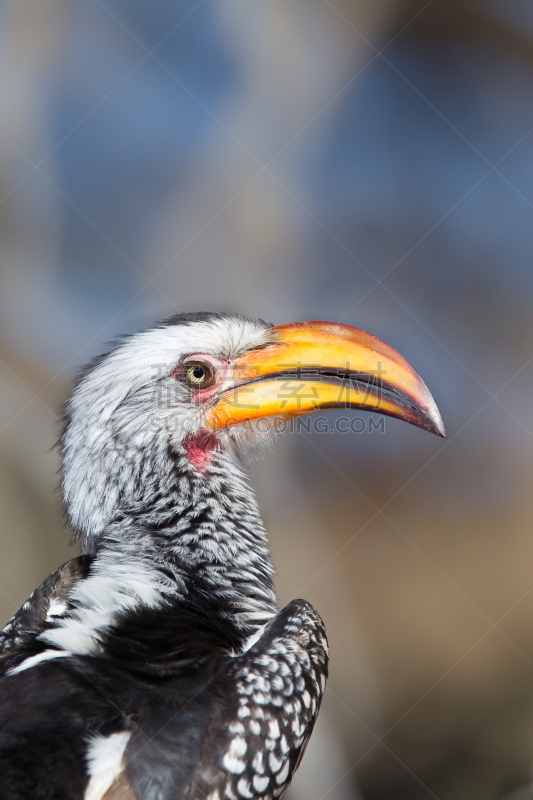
63, 657, 224, 800
119, 668, 223, 799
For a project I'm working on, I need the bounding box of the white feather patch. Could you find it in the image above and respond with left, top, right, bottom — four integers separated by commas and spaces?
46, 599, 68, 619
84, 731, 131, 800
8, 649, 71, 675
240, 624, 267, 654
40, 558, 163, 656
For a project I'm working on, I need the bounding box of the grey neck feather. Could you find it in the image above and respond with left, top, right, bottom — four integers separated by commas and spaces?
98, 445, 278, 631
53, 438, 277, 660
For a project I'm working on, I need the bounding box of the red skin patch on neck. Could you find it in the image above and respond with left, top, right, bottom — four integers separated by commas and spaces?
185, 432, 218, 473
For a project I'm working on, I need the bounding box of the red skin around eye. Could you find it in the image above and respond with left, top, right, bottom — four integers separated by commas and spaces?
173, 353, 230, 402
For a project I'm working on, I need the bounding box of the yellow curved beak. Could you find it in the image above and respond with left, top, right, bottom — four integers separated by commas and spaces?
205, 321, 445, 438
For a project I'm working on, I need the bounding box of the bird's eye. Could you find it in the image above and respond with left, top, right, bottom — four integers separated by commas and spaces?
184, 361, 216, 390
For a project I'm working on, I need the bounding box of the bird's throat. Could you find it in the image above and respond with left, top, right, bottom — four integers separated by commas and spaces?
184, 431, 219, 473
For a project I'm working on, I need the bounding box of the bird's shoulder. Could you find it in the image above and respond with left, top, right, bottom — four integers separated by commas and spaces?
0, 555, 92, 668
100, 598, 328, 800
77, 598, 329, 800
180, 598, 329, 800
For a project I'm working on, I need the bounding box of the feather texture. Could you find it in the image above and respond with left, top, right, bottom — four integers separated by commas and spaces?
0, 314, 327, 799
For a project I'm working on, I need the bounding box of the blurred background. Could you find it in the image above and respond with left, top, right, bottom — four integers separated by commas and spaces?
2, 1, 533, 798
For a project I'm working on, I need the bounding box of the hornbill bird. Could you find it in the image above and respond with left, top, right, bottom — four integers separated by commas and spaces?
0, 313, 445, 800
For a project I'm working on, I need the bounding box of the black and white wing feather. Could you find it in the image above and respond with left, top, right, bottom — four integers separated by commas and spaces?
189, 599, 329, 800
0, 556, 92, 671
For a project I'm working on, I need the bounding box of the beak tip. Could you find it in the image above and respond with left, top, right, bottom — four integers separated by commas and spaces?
423, 399, 446, 439
432, 420, 447, 439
